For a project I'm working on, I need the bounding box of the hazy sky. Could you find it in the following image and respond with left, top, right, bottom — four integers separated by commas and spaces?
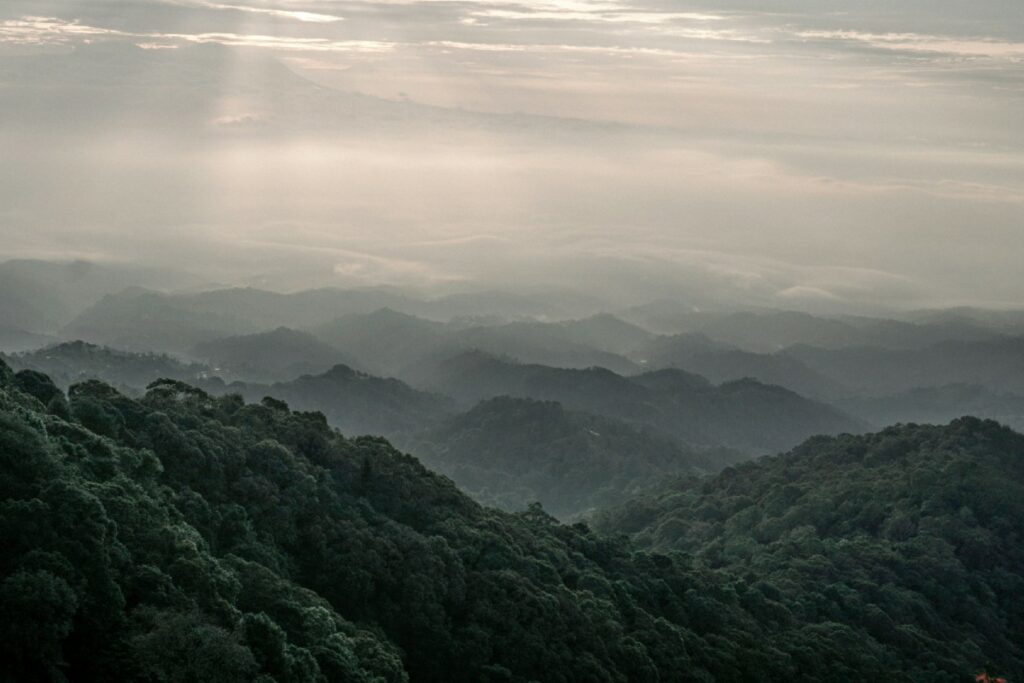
1, 0, 1022, 310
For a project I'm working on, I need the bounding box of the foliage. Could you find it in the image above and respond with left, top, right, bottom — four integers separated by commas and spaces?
596, 418, 1024, 679
9, 340, 209, 394
2, 357, 1020, 681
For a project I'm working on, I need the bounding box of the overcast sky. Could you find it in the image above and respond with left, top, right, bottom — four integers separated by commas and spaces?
1, 0, 1022, 310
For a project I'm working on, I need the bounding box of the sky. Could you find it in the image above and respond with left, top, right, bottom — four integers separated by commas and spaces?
1, 0, 1022, 311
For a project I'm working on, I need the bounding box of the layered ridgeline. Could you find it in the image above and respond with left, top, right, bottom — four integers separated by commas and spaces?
633, 333, 844, 401
5, 342, 452, 440
310, 309, 641, 377
191, 328, 362, 384
10, 342, 864, 457
839, 384, 1024, 434
411, 351, 865, 454
596, 419, 1024, 678
2, 361, 1023, 680
406, 397, 743, 519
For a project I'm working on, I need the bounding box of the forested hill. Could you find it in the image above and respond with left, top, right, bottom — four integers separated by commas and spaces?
596, 418, 1024, 678
406, 396, 743, 519
5, 340, 208, 392
2, 358, 1021, 681
234, 364, 456, 439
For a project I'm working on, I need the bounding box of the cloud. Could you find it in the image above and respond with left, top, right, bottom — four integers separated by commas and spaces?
775, 285, 838, 301
796, 29, 1024, 61
1, 1, 1023, 310
0, 16, 124, 45
426, 40, 694, 57
166, 31, 393, 52
188, 2, 345, 23
466, 7, 726, 25
0, 15, 390, 53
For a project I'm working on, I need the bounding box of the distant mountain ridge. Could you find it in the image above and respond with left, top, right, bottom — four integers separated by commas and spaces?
191, 327, 361, 382
838, 383, 1024, 432
310, 308, 640, 377
619, 304, 1010, 352
63, 288, 616, 356
412, 351, 865, 453
786, 336, 1024, 395
635, 332, 845, 399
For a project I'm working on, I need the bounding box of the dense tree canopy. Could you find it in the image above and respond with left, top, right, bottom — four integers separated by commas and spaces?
596, 418, 1024, 679
1, 357, 1020, 682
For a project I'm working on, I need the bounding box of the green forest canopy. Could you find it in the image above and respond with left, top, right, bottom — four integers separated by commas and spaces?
0, 357, 1021, 682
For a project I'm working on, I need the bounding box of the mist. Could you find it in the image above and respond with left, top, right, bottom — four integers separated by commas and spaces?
2, 0, 1023, 311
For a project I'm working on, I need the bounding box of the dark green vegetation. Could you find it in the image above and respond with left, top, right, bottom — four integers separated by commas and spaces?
407, 396, 742, 518
596, 418, 1024, 679
2, 359, 1022, 681
5, 341, 209, 393
414, 352, 865, 453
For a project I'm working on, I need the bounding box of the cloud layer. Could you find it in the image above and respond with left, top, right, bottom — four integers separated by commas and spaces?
0, 0, 1022, 310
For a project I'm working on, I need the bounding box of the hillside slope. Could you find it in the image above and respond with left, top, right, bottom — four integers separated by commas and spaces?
596, 419, 1024, 678
407, 396, 741, 518
232, 364, 456, 440
1, 361, 1021, 680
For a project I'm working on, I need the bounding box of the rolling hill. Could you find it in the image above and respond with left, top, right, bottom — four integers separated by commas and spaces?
407, 396, 741, 518
231, 364, 455, 440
